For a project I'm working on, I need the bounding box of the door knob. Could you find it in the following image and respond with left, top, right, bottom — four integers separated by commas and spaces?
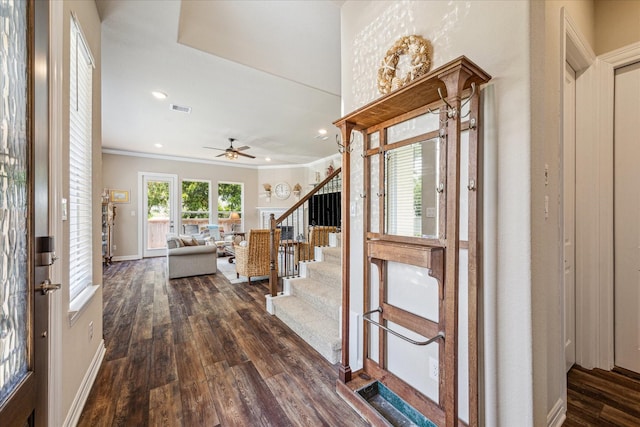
38, 279, 62, 295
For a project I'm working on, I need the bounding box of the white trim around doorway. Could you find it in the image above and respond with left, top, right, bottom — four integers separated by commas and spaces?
49, 1, 64, 424
596, 41, 640, 371
137, 172, 179, 258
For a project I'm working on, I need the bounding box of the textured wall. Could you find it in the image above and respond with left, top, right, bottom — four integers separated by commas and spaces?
341, 1, 532, 425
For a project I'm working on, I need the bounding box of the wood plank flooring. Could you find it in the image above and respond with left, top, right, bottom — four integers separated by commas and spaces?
78, 258, 368, 427
565, 365, 640, 426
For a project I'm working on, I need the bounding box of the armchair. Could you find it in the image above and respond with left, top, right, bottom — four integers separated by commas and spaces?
297, 226, 337, 262
234, 229, 281, 284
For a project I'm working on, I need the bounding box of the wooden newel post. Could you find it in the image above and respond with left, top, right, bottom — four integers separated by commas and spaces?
338, 122, 355, 384
269, 213, 278, 297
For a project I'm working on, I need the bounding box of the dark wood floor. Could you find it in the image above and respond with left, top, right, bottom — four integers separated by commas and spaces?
78, 257, 368, 427
565, 365, 640, 426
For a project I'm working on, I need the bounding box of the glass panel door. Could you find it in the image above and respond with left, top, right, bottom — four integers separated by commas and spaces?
0, 0, 29, 405
1, 1, 51, 425
143, 174, 177, 257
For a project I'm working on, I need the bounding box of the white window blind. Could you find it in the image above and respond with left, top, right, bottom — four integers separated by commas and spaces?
69, 16, 94, 302
385, 143, 422, 237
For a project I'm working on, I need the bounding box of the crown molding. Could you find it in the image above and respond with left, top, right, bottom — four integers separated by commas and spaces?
101, 148, 341, 170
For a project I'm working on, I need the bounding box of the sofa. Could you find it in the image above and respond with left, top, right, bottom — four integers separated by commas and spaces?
166, 234, 217, 279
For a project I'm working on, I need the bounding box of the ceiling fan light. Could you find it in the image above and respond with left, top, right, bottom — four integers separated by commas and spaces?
225, 150, 239, 160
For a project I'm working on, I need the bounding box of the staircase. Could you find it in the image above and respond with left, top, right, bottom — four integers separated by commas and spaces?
270, 239, 342, 364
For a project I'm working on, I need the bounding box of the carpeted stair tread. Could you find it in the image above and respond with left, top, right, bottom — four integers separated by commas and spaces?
288, 277, 341, 321
321, 247, 341, 264
273, 296, 341, 364
304, 261, 341, 284
271, 233, 342, 364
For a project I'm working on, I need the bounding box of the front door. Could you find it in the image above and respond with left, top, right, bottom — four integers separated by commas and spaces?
142, 173, 178, 257
614, 61, 640, 374
0, 1, 52, 426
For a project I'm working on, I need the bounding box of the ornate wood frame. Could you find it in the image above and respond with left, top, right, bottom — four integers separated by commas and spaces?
334, 56, 491, 427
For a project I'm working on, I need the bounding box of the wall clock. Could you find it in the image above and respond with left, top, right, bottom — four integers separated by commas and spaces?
274, 182, 291, 200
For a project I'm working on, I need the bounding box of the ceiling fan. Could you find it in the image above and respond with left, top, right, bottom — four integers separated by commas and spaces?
203, 138, 255, 160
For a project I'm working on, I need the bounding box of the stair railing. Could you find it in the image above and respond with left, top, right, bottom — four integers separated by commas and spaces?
268, 167, 342, 297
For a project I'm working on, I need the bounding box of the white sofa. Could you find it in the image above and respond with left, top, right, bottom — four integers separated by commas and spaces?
166, 234, 217, 279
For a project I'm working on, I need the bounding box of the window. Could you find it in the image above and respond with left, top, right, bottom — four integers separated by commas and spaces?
69, 16, 94, 302
182, 179, 211, 233
217, 182, 243, 233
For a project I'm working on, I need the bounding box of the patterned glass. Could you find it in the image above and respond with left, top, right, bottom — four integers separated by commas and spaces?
0, 0, 29, 403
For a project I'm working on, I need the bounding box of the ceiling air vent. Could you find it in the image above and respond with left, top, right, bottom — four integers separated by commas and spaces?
170, 104, 191, 114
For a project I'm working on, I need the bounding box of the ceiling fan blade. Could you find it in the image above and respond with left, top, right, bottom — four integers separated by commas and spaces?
235, 145, 251, 151
203, 146, 225, 151
236, 151, 256, 159
215, 153, 226, 158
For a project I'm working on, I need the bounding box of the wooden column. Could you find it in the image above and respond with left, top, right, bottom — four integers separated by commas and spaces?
440, 67, 473, 427
269, 213, 278, 297
339, 122, 355, 383
467, 85, 481, 427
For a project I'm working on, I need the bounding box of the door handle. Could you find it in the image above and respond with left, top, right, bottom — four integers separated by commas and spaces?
38, 279, 62, 295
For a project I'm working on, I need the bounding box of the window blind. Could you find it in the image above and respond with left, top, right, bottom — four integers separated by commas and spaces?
385, 143, 422, 237
69, 17, 94, 301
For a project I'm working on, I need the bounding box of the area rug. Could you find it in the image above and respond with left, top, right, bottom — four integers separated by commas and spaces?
216, 256, 268, 284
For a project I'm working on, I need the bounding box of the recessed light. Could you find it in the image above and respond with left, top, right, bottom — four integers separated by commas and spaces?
151, 91, 167, 99
154, 143, 163, 148
318, 128, 327, 135
265, 157, 271, 162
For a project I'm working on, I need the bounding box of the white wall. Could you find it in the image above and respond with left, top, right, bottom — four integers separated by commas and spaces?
102, 153, 341, 258
59, 0, 104, 422
256, 154, 342, 207
102, 153, 260, 257
341, 1, 533, 425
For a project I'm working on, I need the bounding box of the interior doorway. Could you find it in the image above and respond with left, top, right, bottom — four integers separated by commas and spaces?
613, 61, 640, 375
563, 62, 577, 373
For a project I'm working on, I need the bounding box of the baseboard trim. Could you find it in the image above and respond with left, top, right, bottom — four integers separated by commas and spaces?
63, 340, 106, 427
265, 292, 285, 315
547, 397, 566, 427
112, 254, 141, 262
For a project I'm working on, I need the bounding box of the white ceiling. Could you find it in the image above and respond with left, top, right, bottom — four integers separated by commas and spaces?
97, 0, 343, 167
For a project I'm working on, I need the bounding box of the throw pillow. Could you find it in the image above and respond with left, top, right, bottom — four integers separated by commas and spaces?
179, 235, 198, 246
167, 238, 182, 249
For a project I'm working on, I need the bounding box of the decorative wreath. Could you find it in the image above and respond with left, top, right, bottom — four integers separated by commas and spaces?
377, 35, 433, 95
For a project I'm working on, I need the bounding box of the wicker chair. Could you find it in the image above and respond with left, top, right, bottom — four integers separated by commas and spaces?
234, 229, 281, 284
297, 226, 337, 263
